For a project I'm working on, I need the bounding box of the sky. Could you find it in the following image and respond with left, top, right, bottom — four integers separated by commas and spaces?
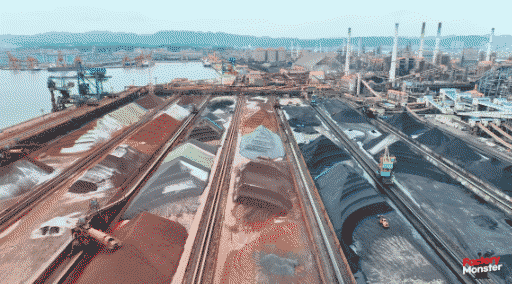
0, 1, 504, 39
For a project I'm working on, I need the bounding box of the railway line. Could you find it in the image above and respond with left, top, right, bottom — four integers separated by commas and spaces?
0, 93, 178, 233
32, 95, 212, 284
312, 104, 483, 284
182, 95, 244, 284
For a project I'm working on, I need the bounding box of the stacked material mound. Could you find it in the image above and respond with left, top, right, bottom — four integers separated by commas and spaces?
385, 111, 426, 136
363, 134, 389, 151
468, 158, 512, 194
416, 127, 481, 164
107, 102, 148, 126
75, 212, 188, 284
42, 120, 97, 156
316, 163, 386, 231
127, 114, 181, 154
299, 135, 351, 178
234, 158, 293, 213
187, 117, 224, 142
240, 125, 285, 160
381, 141, 455, 183
69, 145, 147, 194
164, 104, 191, 121
208, 99, 234, 112
220, 220, 318, 283
282, 106, 321, 134
123, 156, 210, 219
204, 112, 222, 123
61, 115, 125, 154
135, 94, 164, 109
178, 95, 203, 107
320, 99, 366, 124
162, 139, 218, 169
0, 159, 52, 200
241, 109, 278, 135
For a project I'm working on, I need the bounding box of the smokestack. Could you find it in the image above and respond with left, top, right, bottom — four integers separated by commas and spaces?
358, 37, 362, 56
357, 73, 361, 95
345, 28, 351, 76
486, 28, 495, 61
389, 23, 399, 85
433, 22, 442, 65
418, 22, 426, 58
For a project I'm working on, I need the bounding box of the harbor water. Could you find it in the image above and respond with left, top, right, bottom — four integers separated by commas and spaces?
0, 62, 219, 130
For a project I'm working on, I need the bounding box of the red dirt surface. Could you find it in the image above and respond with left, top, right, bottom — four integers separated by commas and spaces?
135, 94, 165, 110
127, 114, 181, 154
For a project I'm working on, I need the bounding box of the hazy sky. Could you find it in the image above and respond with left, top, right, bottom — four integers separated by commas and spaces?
0, 1, 502, 38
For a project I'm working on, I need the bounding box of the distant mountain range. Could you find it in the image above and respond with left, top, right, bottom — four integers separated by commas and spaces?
1, 30, 511, 52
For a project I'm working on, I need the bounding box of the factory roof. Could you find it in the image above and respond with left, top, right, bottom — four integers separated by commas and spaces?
293, 53, 327, 71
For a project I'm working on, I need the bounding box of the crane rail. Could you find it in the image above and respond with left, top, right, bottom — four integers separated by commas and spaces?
183, 95, 244, 284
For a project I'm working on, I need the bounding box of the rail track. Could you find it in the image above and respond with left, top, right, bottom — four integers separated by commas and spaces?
32, 95, 212, 284
183, 95, 244, 284
0, 93, 178, 233
312, 104, 483, 284
272, 97, 356, 284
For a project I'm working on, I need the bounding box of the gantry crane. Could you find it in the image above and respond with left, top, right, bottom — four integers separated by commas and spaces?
6, 52, 20, 70
26, 56, 38, 69
56, 51, 66, 67
47, 62, 112, 112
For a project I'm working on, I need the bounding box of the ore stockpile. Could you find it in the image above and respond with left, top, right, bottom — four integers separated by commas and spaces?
73, 97, 235, 283
283, 100, 458, 284
213, 98, 323, 284
320, 98, 512, 283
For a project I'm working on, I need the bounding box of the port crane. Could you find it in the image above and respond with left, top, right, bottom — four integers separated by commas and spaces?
47, 62, 112, 112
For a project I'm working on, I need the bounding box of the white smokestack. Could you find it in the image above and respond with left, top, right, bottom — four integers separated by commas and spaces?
345, 28, 351, 76
433, 22, 442, 65
389, 23, 399, 85
486, 28, 495, 61
419, 22, 426, 58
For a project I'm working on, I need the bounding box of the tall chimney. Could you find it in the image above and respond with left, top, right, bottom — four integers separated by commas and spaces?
345, 28, 351, 76
418, 22, 426, 58
433, 22, 442, 65
389, 23, 399, 85
486, 28, 495, 61
358, 37, 362, 56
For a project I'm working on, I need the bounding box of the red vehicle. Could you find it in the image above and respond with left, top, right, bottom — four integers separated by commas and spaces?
378, 215, 390, 229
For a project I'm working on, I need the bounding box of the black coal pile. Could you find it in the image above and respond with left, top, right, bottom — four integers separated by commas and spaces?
283, 106, 321, 134
299, 135, 351, 178
385, 112, 426, 136
380, 141, 456, 183
363, 134, 389, 151
467, 158, 512, 195
320, 99, 367, 124
208, 100, 234, 112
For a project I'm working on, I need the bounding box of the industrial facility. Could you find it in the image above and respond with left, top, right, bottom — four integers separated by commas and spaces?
2, 21, 512, 284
